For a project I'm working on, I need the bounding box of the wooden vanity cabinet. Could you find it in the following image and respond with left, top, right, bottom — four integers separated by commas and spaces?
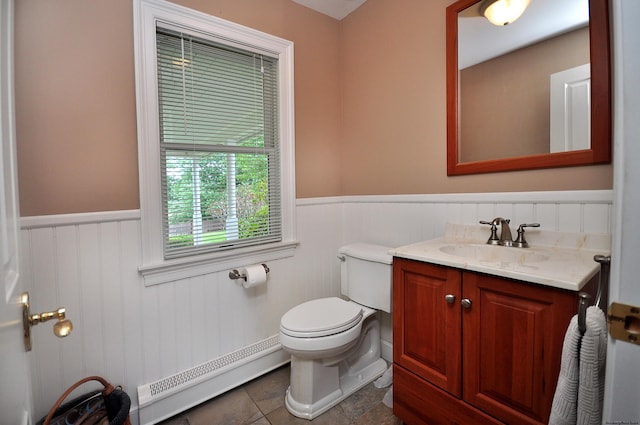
393, 257, 578, 425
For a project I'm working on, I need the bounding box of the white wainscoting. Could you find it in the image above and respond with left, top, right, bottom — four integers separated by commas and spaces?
21, 190, 611, 423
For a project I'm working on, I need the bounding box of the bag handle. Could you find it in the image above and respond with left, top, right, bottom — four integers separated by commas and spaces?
44, 376, 115, 425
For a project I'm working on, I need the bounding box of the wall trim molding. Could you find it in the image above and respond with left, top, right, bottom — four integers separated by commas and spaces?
298, 190, 613, 206
20, 209, 141, 229
21, 190, 613, 229
296, 196, 344, 206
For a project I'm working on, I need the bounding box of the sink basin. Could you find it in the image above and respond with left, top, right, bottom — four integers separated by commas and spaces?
439, 244, 550, 264
391, 223, 610, 291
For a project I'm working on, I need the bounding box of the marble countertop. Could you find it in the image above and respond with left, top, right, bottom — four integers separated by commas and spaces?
391, 224, 611, 291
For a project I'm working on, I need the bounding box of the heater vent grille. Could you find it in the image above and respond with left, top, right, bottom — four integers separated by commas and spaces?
138, 335, 281, 406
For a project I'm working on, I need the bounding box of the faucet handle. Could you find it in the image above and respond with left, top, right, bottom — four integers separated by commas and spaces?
513, 223, 540, 248
479, 220, 500, 245
481, 217, 509, 226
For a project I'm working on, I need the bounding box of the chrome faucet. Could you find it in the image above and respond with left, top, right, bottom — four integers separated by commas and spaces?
480, 217, 512, 246
480, 218, 540, 248
498, 218, 513, 246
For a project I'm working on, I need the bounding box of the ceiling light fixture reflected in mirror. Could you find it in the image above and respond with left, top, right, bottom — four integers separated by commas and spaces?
480, 0, 531, 26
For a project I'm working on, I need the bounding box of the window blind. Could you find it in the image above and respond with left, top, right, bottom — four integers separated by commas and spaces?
156, 28, 281, 259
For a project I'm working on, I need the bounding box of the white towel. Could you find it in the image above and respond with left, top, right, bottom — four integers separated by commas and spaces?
549, 315, 581, 425
577, 306, 607, 425
549, 307, 608, 425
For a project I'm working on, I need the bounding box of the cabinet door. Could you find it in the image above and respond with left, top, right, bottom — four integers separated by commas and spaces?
462, 272, 575, 425
393, 258, 462, 396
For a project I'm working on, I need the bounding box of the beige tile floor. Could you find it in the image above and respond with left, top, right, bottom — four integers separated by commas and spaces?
159, 365, 401, 425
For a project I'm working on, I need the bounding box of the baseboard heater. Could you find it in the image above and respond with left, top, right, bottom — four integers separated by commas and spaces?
137, 334, 290, 425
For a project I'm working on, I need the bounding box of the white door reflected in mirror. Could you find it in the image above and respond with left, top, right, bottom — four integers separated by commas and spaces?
550, 63, 591, 153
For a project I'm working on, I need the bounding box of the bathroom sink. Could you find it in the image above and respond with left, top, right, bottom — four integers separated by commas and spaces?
438, 244, 550, 264
391, 224, 610, 291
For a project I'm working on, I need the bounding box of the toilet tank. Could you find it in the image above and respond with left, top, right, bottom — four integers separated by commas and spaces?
338, 243, 393, 313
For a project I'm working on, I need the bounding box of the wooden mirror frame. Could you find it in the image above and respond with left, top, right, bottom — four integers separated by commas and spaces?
446, 0, 611, 176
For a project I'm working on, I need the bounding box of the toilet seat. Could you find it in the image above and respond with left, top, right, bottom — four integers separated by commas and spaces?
280, 297, 363, 338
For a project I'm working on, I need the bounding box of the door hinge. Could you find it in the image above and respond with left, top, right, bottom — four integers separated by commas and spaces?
608, 302, 640, 345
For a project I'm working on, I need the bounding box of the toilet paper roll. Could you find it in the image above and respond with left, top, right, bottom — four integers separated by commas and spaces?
241, 264, 267, 288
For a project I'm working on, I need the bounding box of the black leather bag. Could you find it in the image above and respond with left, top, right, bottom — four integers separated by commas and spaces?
38, 376, 131, 425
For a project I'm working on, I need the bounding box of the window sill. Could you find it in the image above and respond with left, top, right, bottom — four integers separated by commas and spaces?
138, 240, 299, 286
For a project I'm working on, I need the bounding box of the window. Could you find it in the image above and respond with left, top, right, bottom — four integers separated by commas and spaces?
134, 0, 296, 284
157, 29, 282, 258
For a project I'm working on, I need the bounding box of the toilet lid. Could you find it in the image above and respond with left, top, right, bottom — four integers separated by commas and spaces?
280, 297, 363, 338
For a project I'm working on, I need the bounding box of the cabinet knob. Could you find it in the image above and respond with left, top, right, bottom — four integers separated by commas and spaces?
461, 298, 472, 309
445, 294, 456, 304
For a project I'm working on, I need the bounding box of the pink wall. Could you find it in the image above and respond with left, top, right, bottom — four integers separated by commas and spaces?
14, 0, 612, 216
339, 0, 611, 195
14, 0, 342, 215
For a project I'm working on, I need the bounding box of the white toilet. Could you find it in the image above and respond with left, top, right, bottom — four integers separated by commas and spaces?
279, 242, 392, 419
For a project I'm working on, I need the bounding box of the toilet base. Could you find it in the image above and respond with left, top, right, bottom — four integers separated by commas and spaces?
283, 317, 388, 420
284, 357, 387, 420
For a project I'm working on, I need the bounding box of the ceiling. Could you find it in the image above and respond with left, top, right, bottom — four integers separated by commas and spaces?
292, 0, 368, 20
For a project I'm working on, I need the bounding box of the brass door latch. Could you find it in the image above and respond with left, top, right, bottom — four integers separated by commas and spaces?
21, 292, 73, 352
608, 302, 640, 345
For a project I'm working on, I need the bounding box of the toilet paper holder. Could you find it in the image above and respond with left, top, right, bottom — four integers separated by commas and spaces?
229, 263, 270, 281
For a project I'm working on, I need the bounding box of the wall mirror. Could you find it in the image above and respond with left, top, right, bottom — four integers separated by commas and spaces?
446, 0, 611, 175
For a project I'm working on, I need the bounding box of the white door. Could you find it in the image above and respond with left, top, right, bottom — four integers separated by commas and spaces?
549, 63, 591, 153
603, 0, 640, 422
0, 0, 34, 423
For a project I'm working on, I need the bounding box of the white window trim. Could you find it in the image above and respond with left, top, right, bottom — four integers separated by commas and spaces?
133, 0, 297, 285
